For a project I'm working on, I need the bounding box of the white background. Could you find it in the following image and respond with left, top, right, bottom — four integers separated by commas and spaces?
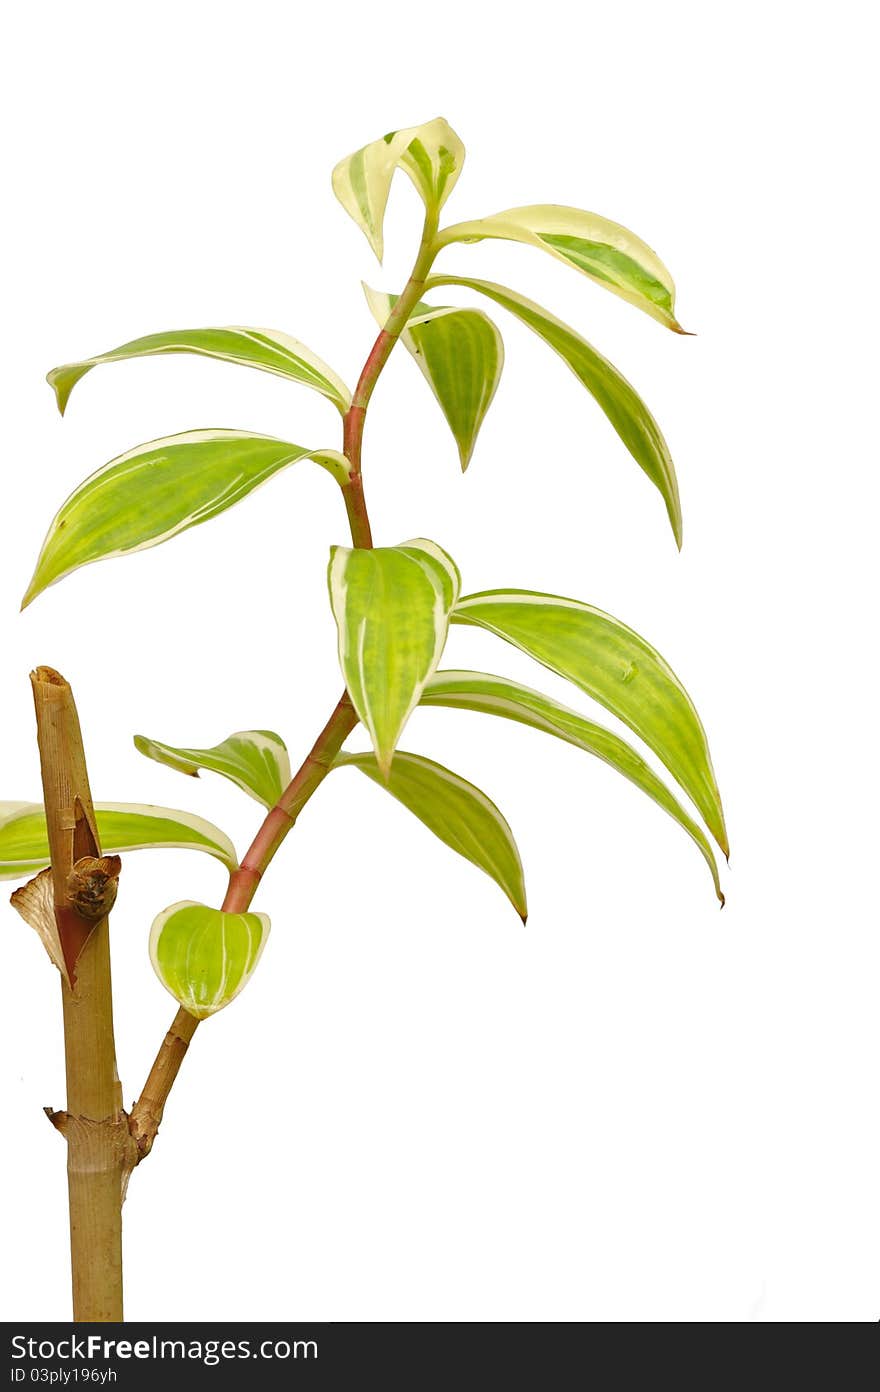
1, 0, 877, 1323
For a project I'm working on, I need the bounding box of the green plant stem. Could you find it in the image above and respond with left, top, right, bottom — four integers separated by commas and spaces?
341, 207, 439, 542
129, 210, 441, 1158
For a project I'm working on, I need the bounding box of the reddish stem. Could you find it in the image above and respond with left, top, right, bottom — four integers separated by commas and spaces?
132, 209, 441, 1148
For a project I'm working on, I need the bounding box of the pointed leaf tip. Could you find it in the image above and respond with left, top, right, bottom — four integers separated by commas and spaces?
135, 729, 290, 807
328, 539, 458, 771
427, 275, 682, 546
363, 285, 503, 472
24, 431, 348, 603
335, 750, 527, 920
450, 593, 727, 857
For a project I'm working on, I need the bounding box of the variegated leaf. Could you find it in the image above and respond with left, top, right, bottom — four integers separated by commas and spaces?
332, 117, 465, 260
134, 729, 291, 809
436, 204, 683, 332
22, 431, 349, 607
363, 285, 503, 470
335, 751, 526, 920
421, 670, 723, 902
428, 275, 681, 544
0, 802, 237, 880
47, 326, 351, 416
452, 592, 727, 855
150, 901, 270, 1019
328, 539, 459, 776
395, 117, 465, 214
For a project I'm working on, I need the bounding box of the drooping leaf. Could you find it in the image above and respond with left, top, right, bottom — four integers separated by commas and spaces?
332, 117, 465, 260
363, 285, 504, 470
421, 670, 723, 902
47, 326, 351, 416
335, 750, 526, 920
328, 539, 459, 776
427, 275, 681, 545
452, 592, 727, 855
436, 205, 683, 332
134, 730, 291, 809
0, 802, 237, 880
150, 900, 270, 1019
22, 431, 350, 607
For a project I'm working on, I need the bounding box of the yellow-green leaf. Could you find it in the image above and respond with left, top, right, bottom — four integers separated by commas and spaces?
452, 591, 727, 855
134, 730, 290, 809
0, 802, 238, 881
427, 274, 681, 544
335, 750, 526, 920
363, 285, 503, 470
437, 204, 683, 332
332, 117, 465, 260
150, 901, 270, 1019
421, 670, 723, 903
47, 326, 351, 416
327, 539, 459, 776
23, 430, 349, 607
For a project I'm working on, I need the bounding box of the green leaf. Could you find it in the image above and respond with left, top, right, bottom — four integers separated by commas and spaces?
150, 901, 270, 1019
328, 539, 459, 776
421, 670, 723, 903
47, 326, 351, 416
22, 430, 350, 607
332, 117, 465, 260
0, 802, 238, 881
363, 285, 504, 470
452, 592, 728, 855
335, 751, 526, 920
436, 204, 683, 332
427, 275, 681, 545
134, 730, 291, 809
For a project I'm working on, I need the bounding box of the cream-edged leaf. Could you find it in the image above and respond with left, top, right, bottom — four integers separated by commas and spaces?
134, 730, 291, 809
150, 900, 270, 1019
422, 670, 723, 902
0, 802, 237, 880
394, 117, 465, 213
364, 285, 503, 470
327, 538, 458, 775
335, 750, 526, 920
452, 592, 727, 855
47, 326, 351, 416
437, 204, 683, 332
23, 430, 349, 607
427, 275, 681, 544
332, 117, 464, 260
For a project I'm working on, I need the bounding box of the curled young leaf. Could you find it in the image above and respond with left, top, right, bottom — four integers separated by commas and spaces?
335, 750, 526, 920
421, 670, 723, 903
332, 117, 465, 260
452, 592, 727, 856
436, 204, 683, 332
328, 538, 460, 776
0, 802, 238, 880
363, 285, 504, 470
134, 730, 291, 809
47, 326, 351, 416
427, 274, 681, 544
22, 431, 349, 607
150, 901, 270, 1019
